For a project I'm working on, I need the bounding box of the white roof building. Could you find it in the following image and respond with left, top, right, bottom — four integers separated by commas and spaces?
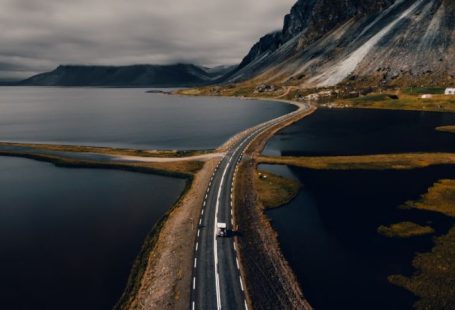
445, 88, 455, 95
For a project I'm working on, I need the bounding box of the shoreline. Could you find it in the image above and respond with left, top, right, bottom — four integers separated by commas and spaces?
232, 103, 316, 309
120, 95, 315, 309
0, 94, 313, 309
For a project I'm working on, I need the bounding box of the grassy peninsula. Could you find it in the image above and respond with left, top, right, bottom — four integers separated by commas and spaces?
436, 126, 455, 134
259, 153, 455, 170
254, 170, 300, 209
388, 179, 455, 309
0, 142, 211, 158
377, 222, 434, 238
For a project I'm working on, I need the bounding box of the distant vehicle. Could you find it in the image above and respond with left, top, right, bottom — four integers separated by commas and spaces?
216, 223, 227, 237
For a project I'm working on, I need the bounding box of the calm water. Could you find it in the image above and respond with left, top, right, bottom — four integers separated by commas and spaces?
264, 109, 455, 156
265, 164, 455, 310
263, 108, 455, 309
0, 157, 186, 309
0, 87, 295, 150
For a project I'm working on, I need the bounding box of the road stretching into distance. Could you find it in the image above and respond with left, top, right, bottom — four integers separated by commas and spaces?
191, 102, 312, 310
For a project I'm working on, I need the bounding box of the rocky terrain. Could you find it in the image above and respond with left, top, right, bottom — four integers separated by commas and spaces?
19, 64, 234, 87
224, 0, 455, 88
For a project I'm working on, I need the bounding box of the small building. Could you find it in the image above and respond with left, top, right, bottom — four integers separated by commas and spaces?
445, 88, 455, 95
420, 94, 433, 99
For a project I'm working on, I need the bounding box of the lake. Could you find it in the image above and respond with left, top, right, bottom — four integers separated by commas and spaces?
0, 87, 295, 150
261, 108, 455, 309
264, 108, 455, 156
264, 164, 455, 310
0, 156, 186, 309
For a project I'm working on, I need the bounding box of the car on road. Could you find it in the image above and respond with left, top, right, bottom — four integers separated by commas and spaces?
216, 222, 227, 237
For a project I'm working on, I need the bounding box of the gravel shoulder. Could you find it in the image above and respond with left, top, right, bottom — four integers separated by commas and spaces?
118, 98, 316, 309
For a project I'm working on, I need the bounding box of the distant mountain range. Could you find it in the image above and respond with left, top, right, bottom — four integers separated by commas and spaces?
18, 64, 234, 87
15, 0, 455, 89
225, 0, 455, 88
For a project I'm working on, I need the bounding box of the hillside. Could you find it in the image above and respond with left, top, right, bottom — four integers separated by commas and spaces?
225, 0, 455, 88
19, 64, 233, 87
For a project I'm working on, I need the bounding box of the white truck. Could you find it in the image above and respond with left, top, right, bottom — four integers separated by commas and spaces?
216, 223, 227, 237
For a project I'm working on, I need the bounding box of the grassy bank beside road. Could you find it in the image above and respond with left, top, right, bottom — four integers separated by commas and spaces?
254, 169, 300, 209
0, 150, 203, 178
259, 153, 455, 170
0, 142, 211, 158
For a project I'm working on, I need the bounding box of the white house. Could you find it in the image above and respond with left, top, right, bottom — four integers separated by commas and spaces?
445, 88, 455, 95
420, 94, 433, 99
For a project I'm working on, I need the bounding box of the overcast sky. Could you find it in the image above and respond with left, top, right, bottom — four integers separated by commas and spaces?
0, 0, 295, 80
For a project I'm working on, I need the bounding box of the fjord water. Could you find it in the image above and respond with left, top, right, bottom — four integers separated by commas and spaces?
265, 164, 455, 310
0, 157, 186, 309
262, 108, 455, 309
0, 87, 295, 150
264, 108, 455, 156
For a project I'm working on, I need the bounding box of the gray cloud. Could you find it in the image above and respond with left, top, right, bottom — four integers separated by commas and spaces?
0, 0, 295, 79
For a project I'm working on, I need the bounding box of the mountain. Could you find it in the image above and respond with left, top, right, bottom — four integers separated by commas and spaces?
225, 0, 455, 88
19, 64, 234, 87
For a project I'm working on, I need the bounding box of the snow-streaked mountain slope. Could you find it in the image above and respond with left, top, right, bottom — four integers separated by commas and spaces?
226, 0, 455, 88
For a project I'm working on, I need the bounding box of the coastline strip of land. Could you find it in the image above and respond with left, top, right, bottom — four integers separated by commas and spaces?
258, 153, 455, 170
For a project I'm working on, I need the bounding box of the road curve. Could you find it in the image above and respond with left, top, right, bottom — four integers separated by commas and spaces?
191, 102, 313, 310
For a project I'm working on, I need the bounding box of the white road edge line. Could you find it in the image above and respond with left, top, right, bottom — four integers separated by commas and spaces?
193, 277, 196, 290
212, 135, 251, 310
203, 107, 311, 310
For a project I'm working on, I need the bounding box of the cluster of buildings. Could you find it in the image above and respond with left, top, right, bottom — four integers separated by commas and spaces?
420, 88, 454, 99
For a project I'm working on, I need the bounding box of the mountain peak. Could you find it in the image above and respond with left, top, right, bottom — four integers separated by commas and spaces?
226, 0, 454, 88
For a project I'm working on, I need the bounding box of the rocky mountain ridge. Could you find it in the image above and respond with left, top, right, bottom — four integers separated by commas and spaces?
19, 64, 234, 87
226, 0, 455, 88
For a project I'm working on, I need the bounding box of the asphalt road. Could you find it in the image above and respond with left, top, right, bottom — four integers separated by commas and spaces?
191, 103, 311, 310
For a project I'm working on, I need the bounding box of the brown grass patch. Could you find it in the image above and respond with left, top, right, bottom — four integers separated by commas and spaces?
377, 222, 434, 238
259, 153, 455, 170
254, 170, 300, 209
388, 179, 455, 309
436, 125, 455, 134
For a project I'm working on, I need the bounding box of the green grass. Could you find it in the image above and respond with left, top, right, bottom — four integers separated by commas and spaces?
378, 222, 434, 238
403, 87, 446, 95
350, 94, 398, 103
337, 92, 455, 113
